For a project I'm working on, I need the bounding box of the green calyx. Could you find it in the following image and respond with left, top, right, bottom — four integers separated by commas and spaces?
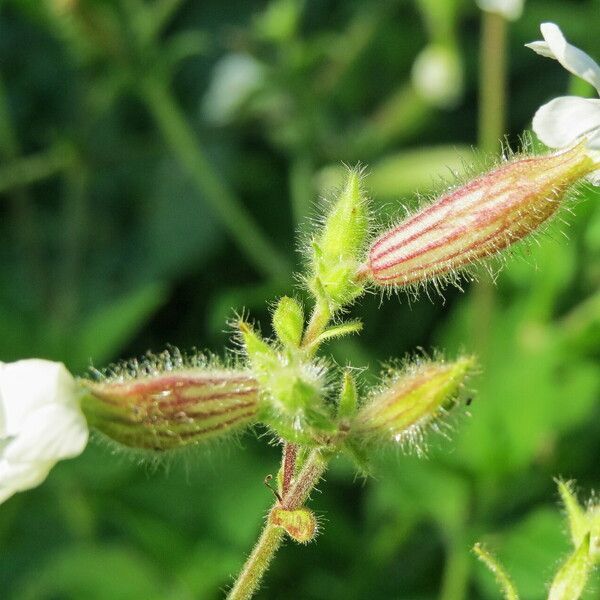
272, 296, 304, 348
238, 321, 335, 445
309, 168, 369, 310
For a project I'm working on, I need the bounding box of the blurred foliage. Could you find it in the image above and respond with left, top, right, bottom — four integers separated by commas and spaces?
1, 0, 600, 598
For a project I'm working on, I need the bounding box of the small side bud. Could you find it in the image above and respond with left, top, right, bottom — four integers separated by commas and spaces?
310, 168, 369, 308
548, 534, 592, 600
361, 144, 597, 289
352, 356, 474, 446
272, 297, 304, 348
81, 368, 259, 451
270, 507, 317, 544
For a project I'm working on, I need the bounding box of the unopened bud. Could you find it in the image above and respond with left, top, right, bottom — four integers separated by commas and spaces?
82, 368, 259, 450
238, 321, 334, 444
352, 357, 473, 444
361, 144, 596, 288
270, 506, 317, 543
311, 169, 369, 308
272, 297, 304, 348
548, 534, 592, 600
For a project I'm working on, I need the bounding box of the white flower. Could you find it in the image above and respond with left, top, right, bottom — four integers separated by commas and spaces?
476, 0, 524, 21
411, 44, 464, 109
526, 22, 600, 185
0, 360, 88, 504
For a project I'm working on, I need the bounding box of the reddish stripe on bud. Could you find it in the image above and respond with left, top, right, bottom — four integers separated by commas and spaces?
362, 144, 595, 287
81, 369, 260, 450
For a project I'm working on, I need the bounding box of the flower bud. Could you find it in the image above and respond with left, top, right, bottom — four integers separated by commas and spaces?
352, 357, 473, 445
238, 322, 334, 444
272, 296, 304, 348
548, 535, 592, 600
81, 368, 259, 451
270, 507, 317, 544
310, 169, 369, 308
361, 144, 596, 288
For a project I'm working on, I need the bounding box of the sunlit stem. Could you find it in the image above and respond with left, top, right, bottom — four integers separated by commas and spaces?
139, 76, 290, 282
226, 451, 327, 600
474, 10, 508, 358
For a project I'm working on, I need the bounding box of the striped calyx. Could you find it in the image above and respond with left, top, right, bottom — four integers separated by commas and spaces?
81, 369, 259, 450
362, 143, 596, 288
351, 357, 473, 445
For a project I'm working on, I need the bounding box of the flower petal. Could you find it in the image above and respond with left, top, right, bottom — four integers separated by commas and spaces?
532, 96, 600, 149
0, 459, 53, 504
537, 23, 600, 94
0, 360, 80, 436
3, 403, 88, 463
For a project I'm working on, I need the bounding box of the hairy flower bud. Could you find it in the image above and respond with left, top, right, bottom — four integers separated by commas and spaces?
81, 367, 259, 451
238, 322, 334, 444
310, 169, 369, 308
361, 144, 597, 288
548, 535, 592, 600
352, 357, 473, 445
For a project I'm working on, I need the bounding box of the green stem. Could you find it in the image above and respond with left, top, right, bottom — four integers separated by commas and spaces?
439, 532, 472, 600
478, 11, 507, 154
226, 450, 327, 600
474, 10, 508, 358
289, 152, 314, 230
139, 76, 290, 281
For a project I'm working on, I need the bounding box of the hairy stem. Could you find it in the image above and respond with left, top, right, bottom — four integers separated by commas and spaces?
282, 443, 297, 495
226, 450, 327, 600
301, 301, 332, 350
139, 76, 290, 281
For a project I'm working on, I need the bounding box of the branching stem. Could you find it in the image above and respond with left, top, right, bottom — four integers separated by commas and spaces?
226, 450, 328, 600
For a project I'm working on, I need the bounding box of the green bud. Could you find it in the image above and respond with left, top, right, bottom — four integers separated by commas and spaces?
239, 321, 334, 444
548, 535, 592, 600
588, 505, 600, 562
270, 507, 317, 544
352, 356, 474, 445
272, 296, 304, 348
338, 370, 358, 419
310, 168, 369, 309
81, 367, 259, 451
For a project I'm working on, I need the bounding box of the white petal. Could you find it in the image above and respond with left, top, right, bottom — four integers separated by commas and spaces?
532, 96, 600, 148
525, 41, 554, 59
0, 458, 53, 504
0, 360, 80, 436
539, 23, 600, 94
3, 403, 88, 463
476, 0, 523, 20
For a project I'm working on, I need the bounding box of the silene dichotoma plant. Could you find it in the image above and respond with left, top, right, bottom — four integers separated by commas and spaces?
1, 20, 600, 600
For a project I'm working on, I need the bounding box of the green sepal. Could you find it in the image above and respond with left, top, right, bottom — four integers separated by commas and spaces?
311, 320, 363, 347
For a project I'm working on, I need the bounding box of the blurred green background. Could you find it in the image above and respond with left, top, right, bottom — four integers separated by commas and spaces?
1, 0, 600, 598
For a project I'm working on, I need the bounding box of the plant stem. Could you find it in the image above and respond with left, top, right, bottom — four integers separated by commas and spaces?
227, 450, 327, 600
439, 532, 471, 600
474, 10, 507, 359
289, 152, 313, 230
282, 443, 297, 495
139, 76, 290, 281
301, 300, 331, 350
478, 11, 506, 155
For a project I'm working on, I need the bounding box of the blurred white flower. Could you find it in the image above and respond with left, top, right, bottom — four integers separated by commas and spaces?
526, 23, 600, 185
0, 360, 88, 504
476, 0, 524, 21
411, 44, 464, 109
202, 53, 265, 125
